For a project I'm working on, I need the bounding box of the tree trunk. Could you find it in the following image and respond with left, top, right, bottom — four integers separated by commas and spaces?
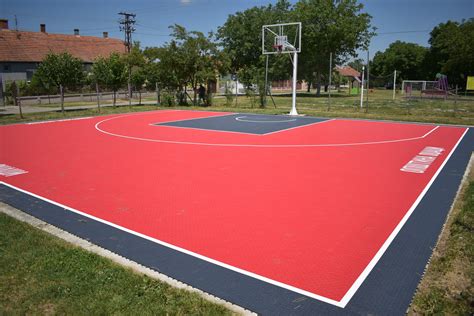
193, 86, 197, 106
113, 90, 117, 107
316, 72, 321, 97
139, 90, 142, 105
307, 81, 311, 93
96, 83, 101, 113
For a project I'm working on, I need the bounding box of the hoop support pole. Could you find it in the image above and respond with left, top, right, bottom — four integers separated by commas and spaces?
290, 51, 298, 116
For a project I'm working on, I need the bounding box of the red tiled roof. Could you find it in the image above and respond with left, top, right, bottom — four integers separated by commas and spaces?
0, 29, 126, 63
336, 66, 361, 78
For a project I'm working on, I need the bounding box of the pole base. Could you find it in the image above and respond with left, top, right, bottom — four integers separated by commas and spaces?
289, 108, 299, 116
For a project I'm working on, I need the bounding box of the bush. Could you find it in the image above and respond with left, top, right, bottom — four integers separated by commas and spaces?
161, 90, 175, 106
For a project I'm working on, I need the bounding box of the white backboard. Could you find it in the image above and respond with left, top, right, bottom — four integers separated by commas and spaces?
262, 22, 301, 55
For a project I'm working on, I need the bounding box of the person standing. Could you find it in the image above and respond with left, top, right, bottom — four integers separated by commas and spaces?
198, 84, 206, 106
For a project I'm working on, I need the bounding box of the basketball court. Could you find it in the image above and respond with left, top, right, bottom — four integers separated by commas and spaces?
1, 109, 472, 314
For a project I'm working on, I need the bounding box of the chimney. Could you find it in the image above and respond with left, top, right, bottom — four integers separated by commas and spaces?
74, 28, 79, 36
0, 19, 9, 30
103, 31, 108, 38
40, 24, 46, 33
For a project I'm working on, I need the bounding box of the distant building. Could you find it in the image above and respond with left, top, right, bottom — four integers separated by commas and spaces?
0, 19, 125, 90
336, 65, 361, 93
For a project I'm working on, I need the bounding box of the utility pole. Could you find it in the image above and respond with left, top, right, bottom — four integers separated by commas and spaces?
360, 66, 365, 109
392, 70, 397, 100
119, 12, 136, 107
327, 52, 332, 111
365, 50, 369, 112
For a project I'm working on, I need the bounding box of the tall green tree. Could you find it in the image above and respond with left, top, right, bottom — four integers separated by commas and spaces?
32, 52, 84, 114
426, 19, 474, 87
131, 68, 146, 104
144, 25, 224, 106
371, 41, 428, 81
218, 0, 374, 97
217, 0, 292, 106
293, 0, 374, 95
217, 0, 291, 73
91, 53, 127, 107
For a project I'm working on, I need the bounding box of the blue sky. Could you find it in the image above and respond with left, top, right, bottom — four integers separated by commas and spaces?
1, 0, 473, 59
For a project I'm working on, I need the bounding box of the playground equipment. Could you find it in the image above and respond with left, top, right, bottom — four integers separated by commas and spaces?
402, 74, 450, 99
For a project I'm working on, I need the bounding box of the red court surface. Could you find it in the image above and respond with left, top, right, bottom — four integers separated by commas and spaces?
0, 110, 468, 307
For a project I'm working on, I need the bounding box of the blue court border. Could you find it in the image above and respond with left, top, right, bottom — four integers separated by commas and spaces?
1, 116, 472, 315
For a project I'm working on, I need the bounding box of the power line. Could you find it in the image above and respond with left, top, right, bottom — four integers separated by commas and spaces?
377, 30, 431, 35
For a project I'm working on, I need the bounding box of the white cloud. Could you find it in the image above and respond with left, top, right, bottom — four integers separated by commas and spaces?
180, 0, 192, 4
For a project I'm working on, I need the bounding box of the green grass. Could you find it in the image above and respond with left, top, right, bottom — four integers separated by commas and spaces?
2, 89, 473, 126
409, 166, 474, 315
0, 212, 235, 315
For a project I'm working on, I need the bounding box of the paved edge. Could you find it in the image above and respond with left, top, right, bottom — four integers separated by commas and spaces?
0, 202, 255, 316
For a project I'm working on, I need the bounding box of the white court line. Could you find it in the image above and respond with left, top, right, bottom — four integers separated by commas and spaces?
149, 123, 264, 136
153, 112, 236, 125
339, 127, 469, 307
95, 112, 441, 148
152, 113, 330, 136
1, 127, 469, 308
0, 181, 344, 308
235, 116, 297, 123
262, 118, 335, 136
25, 117, 94, 124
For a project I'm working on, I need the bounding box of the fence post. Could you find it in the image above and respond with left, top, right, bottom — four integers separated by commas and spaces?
156, 82, 160, 106
12, 82, 24, 119
392, 70, 397, 100
96, 83, 101, 113
60, 84, 65, 115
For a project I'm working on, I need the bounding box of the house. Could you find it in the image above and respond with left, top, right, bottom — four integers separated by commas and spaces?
336, 65, 361, 94
0, 19, 125, 90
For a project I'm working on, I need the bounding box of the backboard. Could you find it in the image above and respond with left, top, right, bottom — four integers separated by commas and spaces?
262, 22, 301, 55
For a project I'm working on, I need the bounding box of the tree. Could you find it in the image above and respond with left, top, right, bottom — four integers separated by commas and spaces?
144, 25, 224, 106
32, 52, 84, 114
217, 0, 374, 97
217, 0, 292, 105
371, 41, 428, 81
426, 19, 474, 88
131, 68, 146, 104
293, 0, 374, 95
91, 53, 127, 107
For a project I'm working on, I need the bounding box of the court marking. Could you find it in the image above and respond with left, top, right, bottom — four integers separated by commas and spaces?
235, 115, 297, 123
154, 113, 330, 136
0, 180, 344, 308
25, 117, 94, 125
339, 127, 469, 307
150, 122, 265, 136
95, 112, 441, 148
0, 164, 28, 177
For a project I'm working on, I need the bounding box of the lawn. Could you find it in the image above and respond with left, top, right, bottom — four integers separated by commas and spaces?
2, 88, 473, 126
0, 210, 236, 315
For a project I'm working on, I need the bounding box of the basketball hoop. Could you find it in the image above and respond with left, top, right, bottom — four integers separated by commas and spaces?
262, 22, 302, 116
273, 44, 283, 53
